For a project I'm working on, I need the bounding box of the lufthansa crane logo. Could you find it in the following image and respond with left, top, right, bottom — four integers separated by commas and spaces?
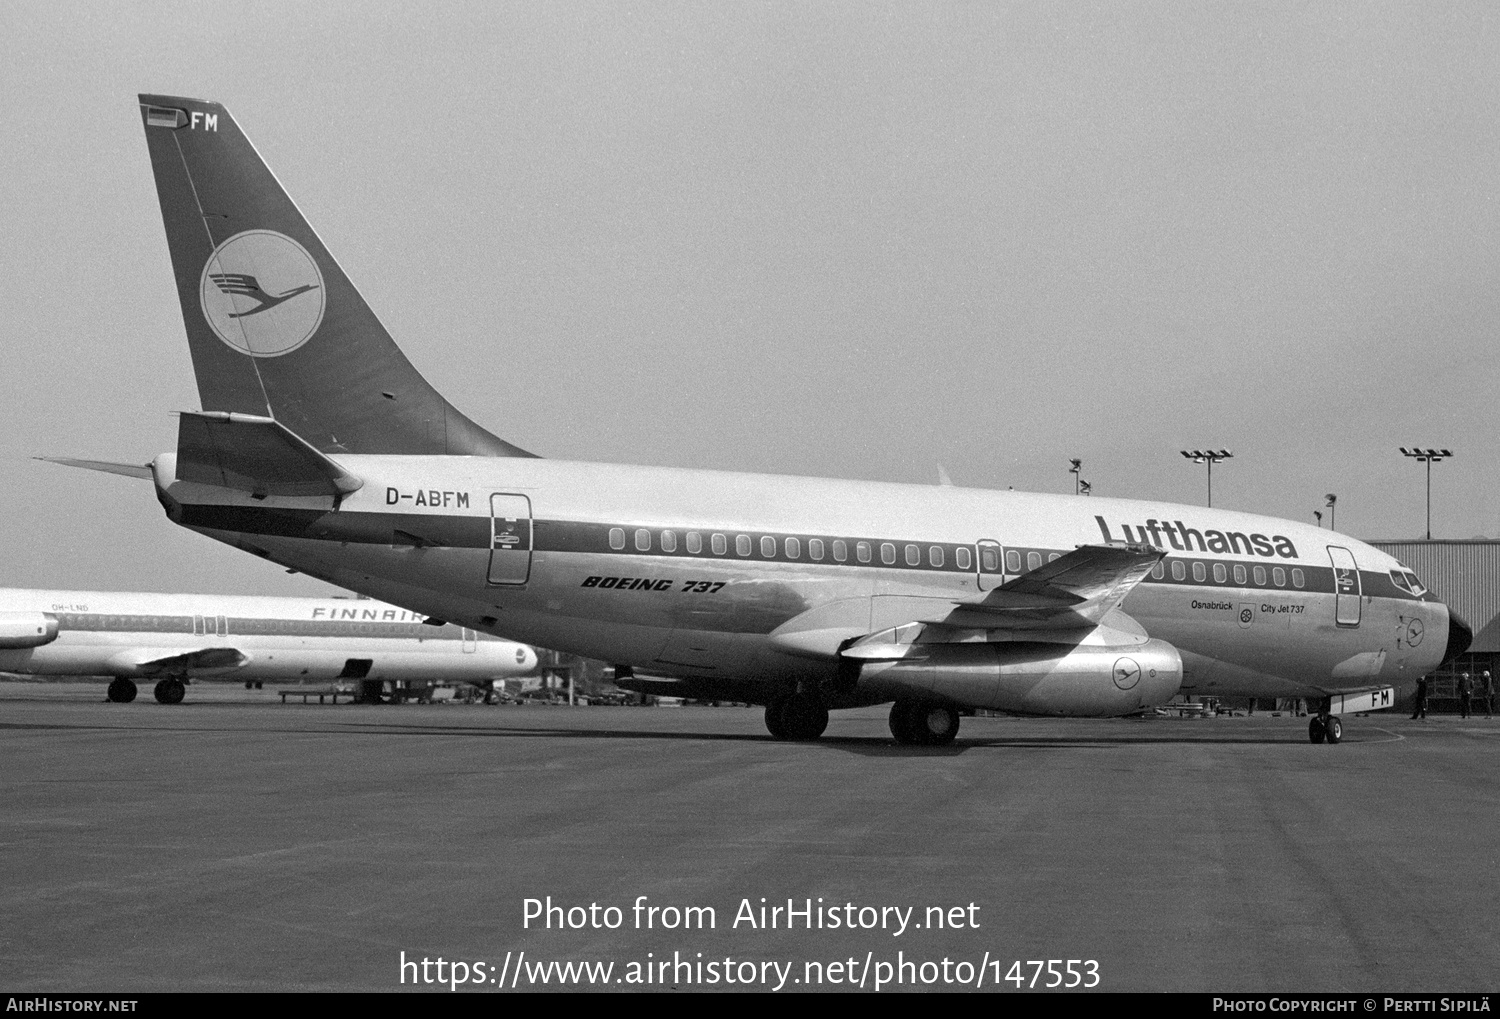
1113, 657, 1142, 690
199, 230, 325, 357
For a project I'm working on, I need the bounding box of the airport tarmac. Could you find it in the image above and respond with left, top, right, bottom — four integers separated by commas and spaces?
2, 682, 1496, 993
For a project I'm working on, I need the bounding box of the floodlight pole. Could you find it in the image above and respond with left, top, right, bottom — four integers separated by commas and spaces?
1399, 448, 1453, 539
1180, 449, 1233, 508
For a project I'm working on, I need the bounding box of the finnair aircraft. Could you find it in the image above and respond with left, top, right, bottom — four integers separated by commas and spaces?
49, 94, 1469, 743
0, 589, 537, 704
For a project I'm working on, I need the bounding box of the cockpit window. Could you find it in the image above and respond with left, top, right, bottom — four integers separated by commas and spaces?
1404, 570, 1427, 596
1390, 570, 1412, 594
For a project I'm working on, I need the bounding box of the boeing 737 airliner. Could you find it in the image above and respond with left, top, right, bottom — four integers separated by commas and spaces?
48, 95, 1470, 743
0, 589, 537, 704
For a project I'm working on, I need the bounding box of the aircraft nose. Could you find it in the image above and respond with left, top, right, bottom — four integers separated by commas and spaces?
1442, 610, 1473, 666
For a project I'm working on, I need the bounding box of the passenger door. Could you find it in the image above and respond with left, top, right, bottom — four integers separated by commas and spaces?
1327, 545, 1361, 627
488, 494, 533, 586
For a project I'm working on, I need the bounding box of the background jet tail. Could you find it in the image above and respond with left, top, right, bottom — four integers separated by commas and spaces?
137, 94, 533, 458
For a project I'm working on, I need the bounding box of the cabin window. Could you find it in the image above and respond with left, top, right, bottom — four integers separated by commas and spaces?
833, 540, 848, 562
980, 546, 1000, 572
711, 533, 727, 555
761, 536, 776, 557
1172, 561, 1186, 581
1291, 568, 1305, 589
686, 532, 702, 554
785, 537, 801, 559
881, 543, 897, 565
1048, 553, 1061, 563
1005, 550, 1021, 573
856, 541, 872, 563
1151, 562, 1164, 579
1233, 564, 1246, 585
1213, 563, 1227, 583
1192, 562, 1207, 582
1027, 552, 1042, 571
955, 547, 972, 570
736, 535, 752, 556
1273, 567, 1286, 587
905, 544, 921, 566
660, 530, 678, 553
609, 527, 626, 550
929, 546, 944, 568
1253, 565, 1266, 585
194, 615, 205, 635
635, 529, 651, 551
808, 538, 824, 561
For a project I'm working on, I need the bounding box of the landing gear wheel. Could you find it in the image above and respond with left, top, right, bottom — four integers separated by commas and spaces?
107, 678, 137, 703
154, 678, 185, 705
917, 704, 960, 745
889, 701, 960, 746
764, 700, 791, 739
780, 693, 829, 741
889, 701, 920, 744
1308, 717, 1326, 744
1323, 716, 1342, 744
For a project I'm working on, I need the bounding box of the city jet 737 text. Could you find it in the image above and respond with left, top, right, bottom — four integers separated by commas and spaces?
47, 94, 1470, 744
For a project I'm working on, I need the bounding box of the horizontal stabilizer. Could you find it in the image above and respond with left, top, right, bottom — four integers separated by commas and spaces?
37, 457, 152, 480
176, 411, 363, 498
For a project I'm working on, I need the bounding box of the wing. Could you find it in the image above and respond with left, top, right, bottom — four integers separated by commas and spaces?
769, 543, 1165, 661
105, 647, 249, 677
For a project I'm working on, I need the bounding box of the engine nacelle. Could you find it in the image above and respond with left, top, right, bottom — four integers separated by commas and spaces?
854, 639, 1183, 716
0, 612, 59, 649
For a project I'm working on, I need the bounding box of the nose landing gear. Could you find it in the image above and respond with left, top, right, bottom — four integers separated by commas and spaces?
1308, 701, 1342, 744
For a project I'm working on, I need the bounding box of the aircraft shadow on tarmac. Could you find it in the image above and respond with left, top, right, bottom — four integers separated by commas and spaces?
0, 716, 1342, 755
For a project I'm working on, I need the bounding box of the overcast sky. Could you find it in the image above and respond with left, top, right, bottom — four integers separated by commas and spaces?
2, 1, 1498, 595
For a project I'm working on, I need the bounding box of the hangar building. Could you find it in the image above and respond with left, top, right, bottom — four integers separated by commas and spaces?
1370, 539, 1500, 712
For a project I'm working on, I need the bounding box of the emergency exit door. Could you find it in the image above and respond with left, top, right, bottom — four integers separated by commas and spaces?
976, 539, 1006, 592
488, 493, 533, 585
1327, 545, 1361, 627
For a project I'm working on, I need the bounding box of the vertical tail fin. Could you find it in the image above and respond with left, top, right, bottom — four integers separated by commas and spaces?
137, 94, 533, 458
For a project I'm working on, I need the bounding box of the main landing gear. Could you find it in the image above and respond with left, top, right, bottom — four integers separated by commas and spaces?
764, 692, 829, 741
889, 700, 961, 746
153, 678, 186, 705
106, 678, 137, 703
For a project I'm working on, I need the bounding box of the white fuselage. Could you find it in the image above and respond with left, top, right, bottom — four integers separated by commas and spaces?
0, 588, 538, 684
148, 453, 1455, 706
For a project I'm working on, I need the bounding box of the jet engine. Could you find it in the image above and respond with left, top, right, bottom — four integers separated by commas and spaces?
0, 612, 59, 649
854, 638, 1183, 716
